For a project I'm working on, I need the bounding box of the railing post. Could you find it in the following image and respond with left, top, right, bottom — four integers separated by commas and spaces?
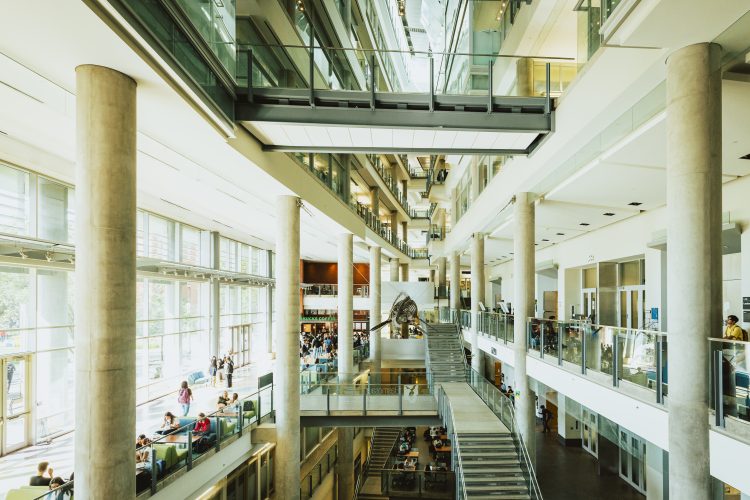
713, 349, 724, 427
238, 402, 244, 436
363, 382, 368, 415
398, 374, 403, 415
544, 62, 551, 114
540, 321, 545, 359
326, 385, 331, 416
150, 444, 158, 494
557, 323, 563, 366
370, 54, 376, 111
309, 11, 315, 108
246, 49, 254, 103
655, 336, 663, 404
429, 57, 435, 112
187, 429, 194, 470
215, 417, 221, 451
487, 59, 493, 114
612, 332, 619, 387
581, 326, 587, 375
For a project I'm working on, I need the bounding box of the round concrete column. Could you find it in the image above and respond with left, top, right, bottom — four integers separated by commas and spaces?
338, 233, 354, 379
513, 192, 536, 464
74, 65, 137, 499
369, 246, 382, 371
666, 42, 722, 499
470, 233, 485, 374
337, 427, 355, 500
274, 195, 301, 499
450, 252, 461, 311
437, 256, 447, 297
390, 258, 400, 281
400, 262, 410, 282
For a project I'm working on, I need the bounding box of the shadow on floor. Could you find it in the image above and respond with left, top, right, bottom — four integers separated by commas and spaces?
535, 427, 644, 500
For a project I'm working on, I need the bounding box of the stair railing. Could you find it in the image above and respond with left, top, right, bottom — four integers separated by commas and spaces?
353, 429, 377, 499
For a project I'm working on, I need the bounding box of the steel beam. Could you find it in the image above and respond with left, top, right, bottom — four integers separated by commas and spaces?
257, 143, 542, 155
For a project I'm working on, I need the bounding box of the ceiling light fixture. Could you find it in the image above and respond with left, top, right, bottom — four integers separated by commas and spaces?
627, 202, 642, 206
556, 233, 565, 236
295, 0, 304, 12
603, 212, 615, 216
398, 0, 405, 16
579, 223, 590, 226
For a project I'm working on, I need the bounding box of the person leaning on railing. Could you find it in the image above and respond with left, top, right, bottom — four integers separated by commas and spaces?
723, 315, 747, 341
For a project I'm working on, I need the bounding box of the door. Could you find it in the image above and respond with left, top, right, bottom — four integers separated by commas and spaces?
581, 407, 598, 458
581, 289, 596, 322
619, 429, 647, 494
2, 356, 32, 455
617, 286, 645, 330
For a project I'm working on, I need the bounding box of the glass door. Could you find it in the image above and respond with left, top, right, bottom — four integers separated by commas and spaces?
619, 429, 647, 494
581, 407, 598, 458
2, 355, 32, 455
241, 325, 251, 367
581, 289, 596, 322
617, 286, 645, 330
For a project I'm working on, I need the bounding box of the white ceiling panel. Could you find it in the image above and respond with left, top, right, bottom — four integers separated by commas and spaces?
304, 126, 333, 147
348, 127, 372, 147
451, 131, 477, 149
371, 127, 393, 148
393, 128, 414, 149
413, 129, 436, 148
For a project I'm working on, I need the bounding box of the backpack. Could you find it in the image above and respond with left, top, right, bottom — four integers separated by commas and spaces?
742, 328, 748, 342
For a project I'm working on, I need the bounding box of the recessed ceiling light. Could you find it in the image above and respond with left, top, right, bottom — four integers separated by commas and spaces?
603, 212, 615, 216
556, 233, 565, 236
542, 239, 549, 242
580, 223, 590, 226
628, 202, 642, 206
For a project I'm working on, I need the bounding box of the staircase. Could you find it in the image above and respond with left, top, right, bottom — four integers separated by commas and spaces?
424, 322, 467, 383
366, 427, 401, 479
457, 433, 530, 499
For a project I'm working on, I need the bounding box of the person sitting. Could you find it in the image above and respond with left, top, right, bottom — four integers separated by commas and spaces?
136, 434, 151, 463
30, 461, 53, 486
227, 393, 239, 407
155, 412, 180, 435
194, 413, 210, 435
217, 391, 230, 409
46, 477, 68, 500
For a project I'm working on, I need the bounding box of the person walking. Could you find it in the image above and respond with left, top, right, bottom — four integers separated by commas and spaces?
209, 356, 218, 387
541, 405, 553, 434
177, 381, 193, 416
224, 356, 234, 388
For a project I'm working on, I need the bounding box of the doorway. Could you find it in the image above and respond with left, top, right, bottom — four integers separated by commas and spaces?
581, 289, 597, 322
1, 355, 32, 455
231, 324, 252, 367
617, 286, 646, 331
619, 429, 647, 494
581, 406, 598, 458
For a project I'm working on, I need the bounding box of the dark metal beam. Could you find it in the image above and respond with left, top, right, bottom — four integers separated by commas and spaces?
239, 105, 551, 132
300, 415, 442, 427
258, 143, 541, 155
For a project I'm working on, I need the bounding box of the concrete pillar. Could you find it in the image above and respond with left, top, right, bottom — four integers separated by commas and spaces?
74, 65, 137, 499
337, 427, 355, 500
390, 211, 398, 242
402, 221, 408, 243
390, 258, 400, 282
338, 233, 354, 379
438, 256, 447, 298
450, 252, 461, 310
210, 231, 221, 358
470, 160, 481, 202
400, 262, 410, 282
513, 193, 536, 464
266, 249, 274, 354
274, 195, 301, 499
471, 233, 485, 374
666, 42, 722, 499
369, 246, 382, 371
370, 187, 380, 218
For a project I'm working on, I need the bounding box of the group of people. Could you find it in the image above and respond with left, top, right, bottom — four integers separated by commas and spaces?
299, 329, 370, 367
29, 461, 71, 497
208, 354, 235, 388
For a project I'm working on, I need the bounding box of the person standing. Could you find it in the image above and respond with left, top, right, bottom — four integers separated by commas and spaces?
209, 356, 218, 387
177, 381, 193, 416
29, 461, 54, 486
224, 356, 234, 388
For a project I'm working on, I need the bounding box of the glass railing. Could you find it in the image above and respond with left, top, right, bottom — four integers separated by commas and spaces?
239, 43, 568, 99
475, 311, 515, 343
380, 466, 455, 498
459, 310, 472, 329
135, 384, 273, 495
710, 339, 750, 429
365, 154, 412, 214
465, 368, 543, 499
426, 225, 445, 245
32, 479, 74, 499
299, 371, 436, 416
525, 318, 668, 403
301, 283, 369, 297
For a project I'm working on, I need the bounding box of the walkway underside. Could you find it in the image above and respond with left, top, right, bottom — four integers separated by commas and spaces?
237, 89, 553, 155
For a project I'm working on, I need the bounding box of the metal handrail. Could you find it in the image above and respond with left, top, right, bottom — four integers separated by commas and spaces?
353, 430, 376, 499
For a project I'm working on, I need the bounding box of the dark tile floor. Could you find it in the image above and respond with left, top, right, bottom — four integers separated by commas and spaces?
535, 427, 645, 500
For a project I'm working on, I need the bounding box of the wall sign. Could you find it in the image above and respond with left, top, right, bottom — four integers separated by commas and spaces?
743, 297, 750, 309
